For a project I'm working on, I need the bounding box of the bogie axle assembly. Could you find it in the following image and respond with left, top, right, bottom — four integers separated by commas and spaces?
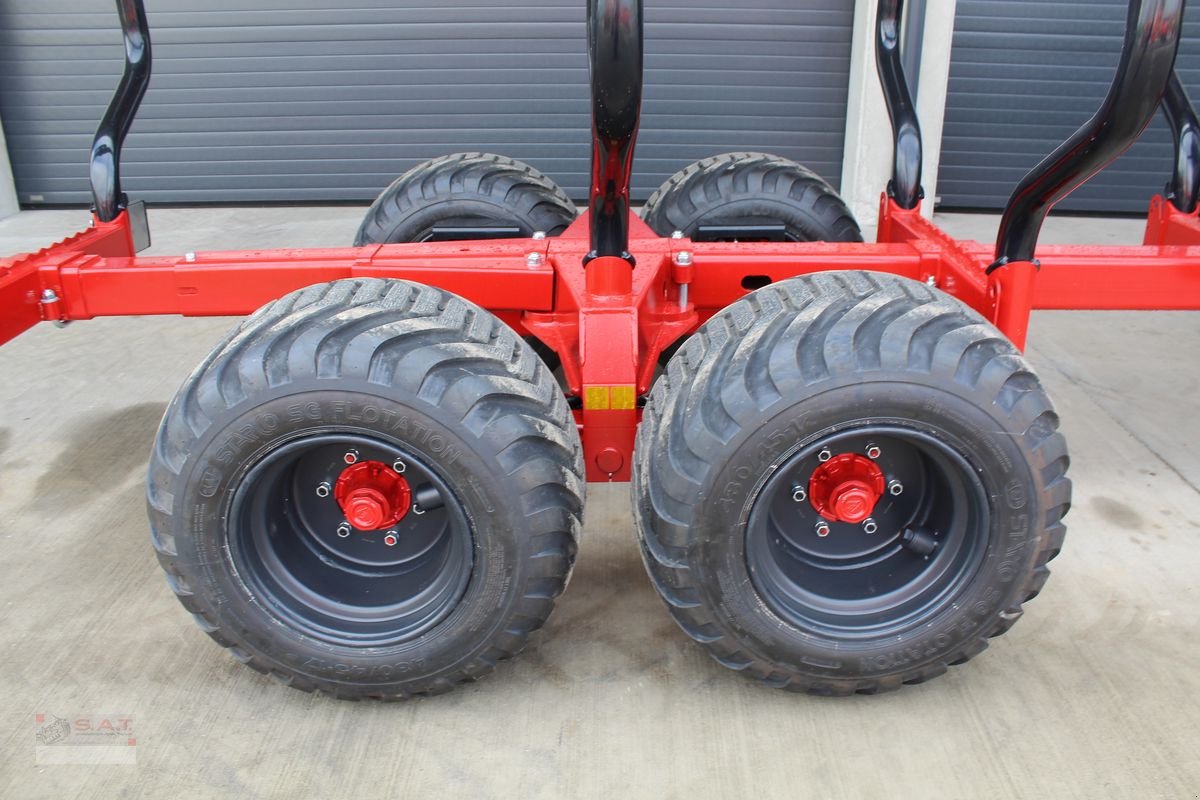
1, 0, 1197, 697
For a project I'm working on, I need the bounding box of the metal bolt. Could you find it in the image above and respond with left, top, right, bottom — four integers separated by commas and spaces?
185, 251, 196, 263
343, 450, 359, 465
866, 443, 882, 459
792, 484, 807, 503
526, 251, 544, 267
888, 480, 904, 496
39, 289, 59, 304
532, 231, 546, 240
671, 230, 684, 239
673, 251, 693, 267
315, 482, 331, 498
383, 532, 398, 547
336, 523, 351, 538
818, 448, 832, 463
678, 283, 689, 309
392, 458, 406, 474
925, 275, 937, 288
815, 521, 831, 538
862, 518, 878, 535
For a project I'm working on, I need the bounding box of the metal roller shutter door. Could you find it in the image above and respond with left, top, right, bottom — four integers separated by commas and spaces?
939, 0, 1200, 213
0, 0, 853, 205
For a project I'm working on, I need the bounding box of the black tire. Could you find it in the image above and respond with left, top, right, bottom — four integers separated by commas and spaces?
641, 152, 862, 243
632, 271, 1070, 695
354, 152, 577, 245
147, 278, 584, 699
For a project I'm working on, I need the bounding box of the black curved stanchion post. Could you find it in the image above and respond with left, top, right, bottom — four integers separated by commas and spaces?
91, 0, 152, 223
992, 0, 1184, 269
1163, 69, 1200, 214
586, 0, 643, 264
876, 0, 923, 211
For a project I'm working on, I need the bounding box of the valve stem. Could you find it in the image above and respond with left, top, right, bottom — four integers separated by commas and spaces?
902, 527, 938, 556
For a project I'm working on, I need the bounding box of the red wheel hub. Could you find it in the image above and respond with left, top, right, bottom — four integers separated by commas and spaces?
334, 461, 411, 530
808, 453, 885, 524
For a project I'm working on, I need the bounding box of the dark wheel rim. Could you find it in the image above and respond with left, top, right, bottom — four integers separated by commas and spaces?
746, 425, 989, 638
229, 433, 473, 647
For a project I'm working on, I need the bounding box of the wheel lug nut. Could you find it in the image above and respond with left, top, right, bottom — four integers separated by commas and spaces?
383, 532, 398, 547
817, 448, 832, 463
792, 484, 807, 503
343, 449, 359, 465
336, 523, 351, 538
888, 480, 903, 496
815, 521, 831, 537
392, 459, 406, 474
315, 481, 331, 498
862, 518, 878, 534
865, 443, 882, 459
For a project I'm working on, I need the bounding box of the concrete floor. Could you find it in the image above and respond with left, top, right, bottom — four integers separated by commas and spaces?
1, 206, 1198, 799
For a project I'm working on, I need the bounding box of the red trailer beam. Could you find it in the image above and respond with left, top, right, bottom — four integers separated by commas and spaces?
1033, 248, 1200, 309
5, 200, 1200, 361
1, 210, 560, 347
55, 246, 557, 320
877, 198, 1200, 315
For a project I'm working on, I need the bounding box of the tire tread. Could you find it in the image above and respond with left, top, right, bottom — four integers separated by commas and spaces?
148, 278, 584, 700
354, 153, 576, 246
641, 152, 862, 243
632, 271, 1070, 695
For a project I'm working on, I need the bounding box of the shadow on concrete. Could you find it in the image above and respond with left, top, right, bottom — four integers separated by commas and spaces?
521, 521, 690, 686
30, 402, 167, 511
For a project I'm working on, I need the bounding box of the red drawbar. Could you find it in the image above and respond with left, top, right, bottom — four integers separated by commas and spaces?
808, 454, 885, 524
334, 461, 412, 531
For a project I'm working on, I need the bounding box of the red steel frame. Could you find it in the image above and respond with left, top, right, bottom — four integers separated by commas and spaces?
3, 195, 1199, 481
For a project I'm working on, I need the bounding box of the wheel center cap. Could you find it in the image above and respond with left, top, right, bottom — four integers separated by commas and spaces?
345, 488, 390, 529
830, 482, 876, 522
808, 453, 885, 524
334, 461, 412, 530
